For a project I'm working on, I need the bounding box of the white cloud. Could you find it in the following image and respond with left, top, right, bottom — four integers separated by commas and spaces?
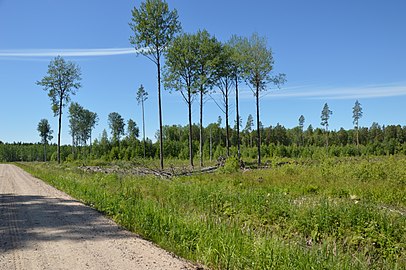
0, 48, 142, 57
239, 83, 406, 100
322, 84, 406, 100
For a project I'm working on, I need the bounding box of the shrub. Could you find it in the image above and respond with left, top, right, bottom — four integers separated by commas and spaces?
219, 156, 240, 173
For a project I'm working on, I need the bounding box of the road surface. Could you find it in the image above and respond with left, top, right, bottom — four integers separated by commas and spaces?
0, 164, 196, 270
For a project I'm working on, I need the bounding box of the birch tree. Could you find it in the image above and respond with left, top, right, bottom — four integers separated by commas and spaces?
37, 56, 81, 163
242, 33, 286, 166
129, 0, 181, 169
37, 119, 53, 162
164, 33, 198, 167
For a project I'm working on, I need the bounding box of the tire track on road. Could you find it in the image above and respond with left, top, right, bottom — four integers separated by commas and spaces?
0, 166, 24, 270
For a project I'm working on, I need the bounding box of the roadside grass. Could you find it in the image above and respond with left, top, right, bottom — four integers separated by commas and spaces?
18, 155, 406, 269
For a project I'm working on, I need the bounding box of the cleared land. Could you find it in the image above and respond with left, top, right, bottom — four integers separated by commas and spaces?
0, 164, 195, 270
16, 157, 406, 269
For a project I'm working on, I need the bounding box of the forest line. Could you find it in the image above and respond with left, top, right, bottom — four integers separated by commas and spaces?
1, 120, 405, 163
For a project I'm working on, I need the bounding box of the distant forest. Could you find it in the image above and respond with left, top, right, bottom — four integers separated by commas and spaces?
1, 121, 405, 163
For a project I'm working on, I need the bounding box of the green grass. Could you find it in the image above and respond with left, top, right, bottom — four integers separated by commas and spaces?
18, 155, 406, 269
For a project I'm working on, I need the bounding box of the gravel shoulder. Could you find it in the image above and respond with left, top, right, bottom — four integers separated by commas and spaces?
0, 164, 196, 270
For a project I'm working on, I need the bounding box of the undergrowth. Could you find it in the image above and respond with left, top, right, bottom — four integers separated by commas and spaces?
17, 155, 406, 269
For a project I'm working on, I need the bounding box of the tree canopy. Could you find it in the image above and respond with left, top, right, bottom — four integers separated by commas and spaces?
129, 0, 181, 63
37, 119, 53, 161
69, 102, 98, 148
127, 119, 140, 140
108, 112, 125, 143
321, 103, 333, 131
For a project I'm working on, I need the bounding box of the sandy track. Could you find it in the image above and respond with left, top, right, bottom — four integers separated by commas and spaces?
0, 164, 196, 270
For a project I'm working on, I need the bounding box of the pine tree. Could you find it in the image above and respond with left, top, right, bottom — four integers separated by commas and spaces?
321, 103, 333, 148
352, 100, 363, 148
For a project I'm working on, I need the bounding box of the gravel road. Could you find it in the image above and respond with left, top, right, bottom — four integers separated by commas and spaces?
0, 164, 196, 270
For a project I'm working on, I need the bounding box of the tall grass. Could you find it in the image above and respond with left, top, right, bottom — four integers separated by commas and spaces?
18, 155, 406, 269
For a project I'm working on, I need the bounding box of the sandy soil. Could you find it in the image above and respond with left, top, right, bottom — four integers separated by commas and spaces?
0, 164, 197, 270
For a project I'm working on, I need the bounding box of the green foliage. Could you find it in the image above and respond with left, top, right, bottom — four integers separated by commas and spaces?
108, 112, 125, 143
37, 119, 53, 144
0, 143, 61, 162
136, 84, 148, 105
4, 122, 406, 163
321, 103, 333, 130
37, 119, 53, 161
126, 119, 139, 140
164, 32, 200, 92
298, 115, 305, 129
36, 56, 82, 116
69, 102, 98, 148
218, 156, 240, 173
353, 100, 363, 126
129, 0, 181, 58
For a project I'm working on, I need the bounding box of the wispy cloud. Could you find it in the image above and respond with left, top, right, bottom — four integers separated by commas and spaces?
0, 48, 142, 58
279, 83, 406, 100
239, 82, 406, 100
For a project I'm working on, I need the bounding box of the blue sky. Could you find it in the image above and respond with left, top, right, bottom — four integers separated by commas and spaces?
1, 0, 405, 144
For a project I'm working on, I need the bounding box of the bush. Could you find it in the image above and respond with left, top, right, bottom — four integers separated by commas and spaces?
219, 156, 240, 173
